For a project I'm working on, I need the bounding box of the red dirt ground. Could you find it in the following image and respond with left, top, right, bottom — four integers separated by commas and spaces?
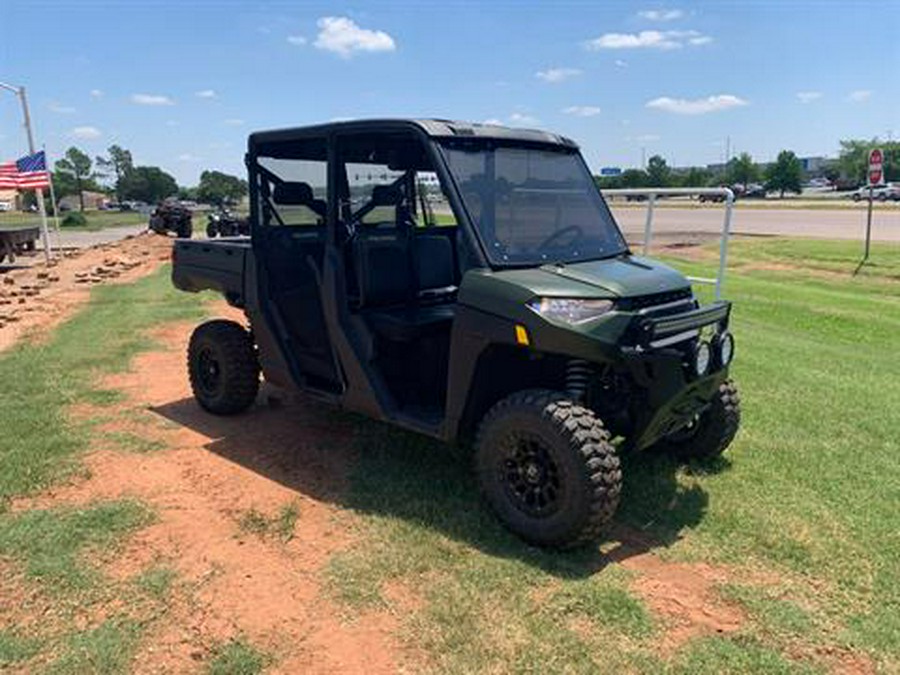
4, 234, 872, 673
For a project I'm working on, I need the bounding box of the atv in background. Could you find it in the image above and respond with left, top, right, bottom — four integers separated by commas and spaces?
149, 200, 193, 238
206, 208, 249, 238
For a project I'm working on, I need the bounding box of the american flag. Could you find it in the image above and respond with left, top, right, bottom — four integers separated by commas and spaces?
0, 150, 51, 190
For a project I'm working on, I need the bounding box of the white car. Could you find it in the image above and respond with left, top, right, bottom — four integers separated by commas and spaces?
0, 201, 12, 212
851, 183, 900, 202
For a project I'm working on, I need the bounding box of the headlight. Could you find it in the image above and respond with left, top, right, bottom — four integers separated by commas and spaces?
694, 341, 711, 376
527, 297, 614, 325
718, 331, 734, 366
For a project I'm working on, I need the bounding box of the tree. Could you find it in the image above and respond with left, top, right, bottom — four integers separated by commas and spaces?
765, 150, 804, 198
196, 170, 248, 206
118, 166, 178, 203
95, 145, 134, 202
621, 168, 648, 188
676, 167, 712, 188
837, 139, 899, 184
645, 155, 671, 187
55, 147, 98, 211
725, 152, 759, 186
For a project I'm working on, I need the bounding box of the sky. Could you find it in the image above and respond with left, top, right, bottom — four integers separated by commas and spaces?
1, 0, 897, 186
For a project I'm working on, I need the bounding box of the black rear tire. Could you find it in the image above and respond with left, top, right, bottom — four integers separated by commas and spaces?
188, 320, 260, 415
652, 379, 741, 459
474, 389, 621, 549
206, 222, 218, 238
177, 221, 193, 239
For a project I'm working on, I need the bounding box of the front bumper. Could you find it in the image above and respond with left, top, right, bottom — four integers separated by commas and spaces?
619, 300, 733, 449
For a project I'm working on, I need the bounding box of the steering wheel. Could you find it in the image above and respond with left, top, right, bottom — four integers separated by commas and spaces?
537, 225, 584, 252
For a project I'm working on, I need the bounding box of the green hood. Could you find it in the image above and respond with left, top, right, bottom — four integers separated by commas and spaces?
539, 255, 689, 297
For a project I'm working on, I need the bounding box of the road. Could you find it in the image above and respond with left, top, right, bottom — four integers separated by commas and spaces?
610, 206, 900, 242
40, 223, 149, 250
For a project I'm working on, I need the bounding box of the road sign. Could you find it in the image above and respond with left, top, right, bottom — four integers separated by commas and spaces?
868, 148, 884, 186
600, 167, 622, 176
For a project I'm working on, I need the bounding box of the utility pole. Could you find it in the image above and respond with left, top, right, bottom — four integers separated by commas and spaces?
0, 81, 52, 263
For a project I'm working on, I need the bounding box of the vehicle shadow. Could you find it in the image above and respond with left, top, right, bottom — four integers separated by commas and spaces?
151, 389, 729, 580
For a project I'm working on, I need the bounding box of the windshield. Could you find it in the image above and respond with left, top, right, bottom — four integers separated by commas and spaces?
440, 141, 627, 266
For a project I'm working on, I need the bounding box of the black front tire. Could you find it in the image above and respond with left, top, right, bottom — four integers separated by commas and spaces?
177, 221, 193, 239
188, 320, 260, 415
653, 379, 741, 459
206, 222, 218, 238
474, 390, 622, 549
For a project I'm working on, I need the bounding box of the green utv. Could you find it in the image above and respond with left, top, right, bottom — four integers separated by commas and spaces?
172, 119, 740, 548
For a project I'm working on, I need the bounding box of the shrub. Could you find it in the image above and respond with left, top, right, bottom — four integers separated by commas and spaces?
61, 212, 87, 227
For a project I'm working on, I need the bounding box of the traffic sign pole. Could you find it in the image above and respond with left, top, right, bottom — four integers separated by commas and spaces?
857, 148, 885, 273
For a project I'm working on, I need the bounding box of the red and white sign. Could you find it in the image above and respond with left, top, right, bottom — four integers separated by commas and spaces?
868, 148, 884, 186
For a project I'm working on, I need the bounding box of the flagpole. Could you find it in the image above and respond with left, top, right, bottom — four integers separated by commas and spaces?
42, 144, 63, 252
17, 87, 52, 263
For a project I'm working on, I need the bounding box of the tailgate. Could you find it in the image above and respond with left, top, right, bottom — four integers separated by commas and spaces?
171, 238, 249, 306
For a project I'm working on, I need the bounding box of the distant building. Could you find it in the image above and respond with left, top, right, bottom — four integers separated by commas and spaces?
58, 191, 109, 211
0, 189, 23, 210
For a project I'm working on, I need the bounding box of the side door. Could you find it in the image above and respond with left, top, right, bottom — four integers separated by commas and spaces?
252, 139, 340, 389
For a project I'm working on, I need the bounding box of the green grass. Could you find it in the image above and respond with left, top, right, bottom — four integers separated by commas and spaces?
0, 209, 145, 231
133, 565, 176, 600
321, 236, 900, 672
236, 502, 300, 542
46, 618, 141, 675
0, 265, 207, 507
208, 638, 269, 675
0, 267, 209, 671
0, 500, 152, 590
0, 630, 41, 666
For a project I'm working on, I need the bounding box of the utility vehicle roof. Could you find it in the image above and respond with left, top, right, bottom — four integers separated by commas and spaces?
248, 118, 578, 150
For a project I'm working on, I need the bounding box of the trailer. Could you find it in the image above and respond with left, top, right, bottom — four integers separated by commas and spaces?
0, 226, 39, 264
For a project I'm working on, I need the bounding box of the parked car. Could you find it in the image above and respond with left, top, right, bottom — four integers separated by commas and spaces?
743, 183, 767, 199
850, 184, 900, 202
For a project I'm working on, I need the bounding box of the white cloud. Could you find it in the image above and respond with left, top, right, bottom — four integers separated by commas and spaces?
224, 118, 245, 126
89, 89, 103, 98
131, 93, 175, 106
615, 59, 628, 67
646, 94, 748, 114
796, 91, 822, 103
49, 102, 77, 114
484, 114, 540, 127
848, 89, 872, 102
562, 105, 601, 117
508, 112, 540, 126
71, 126, 102, 139
195, 89, 217, 98
638, 9, 684, 21
314, 16, 396, 58
287, 35, 307, 46
586, 29, 711, 50
178, 153, 201, 162
536, 67, 582, 83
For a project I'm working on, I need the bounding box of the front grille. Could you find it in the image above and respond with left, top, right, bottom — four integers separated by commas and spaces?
617, 288, 693, 312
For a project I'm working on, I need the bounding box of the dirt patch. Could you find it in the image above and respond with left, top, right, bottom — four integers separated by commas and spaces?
0, 232, 172, 352
605, 526, 745, 654
12, 314, 407, 673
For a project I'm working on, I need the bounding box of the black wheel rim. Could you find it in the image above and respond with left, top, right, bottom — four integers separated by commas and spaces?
197, 347, 222, 397
497, 432, 563, 518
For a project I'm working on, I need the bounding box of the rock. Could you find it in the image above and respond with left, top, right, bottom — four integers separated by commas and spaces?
36, 271, 49, 279
2, 277, 14, 285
